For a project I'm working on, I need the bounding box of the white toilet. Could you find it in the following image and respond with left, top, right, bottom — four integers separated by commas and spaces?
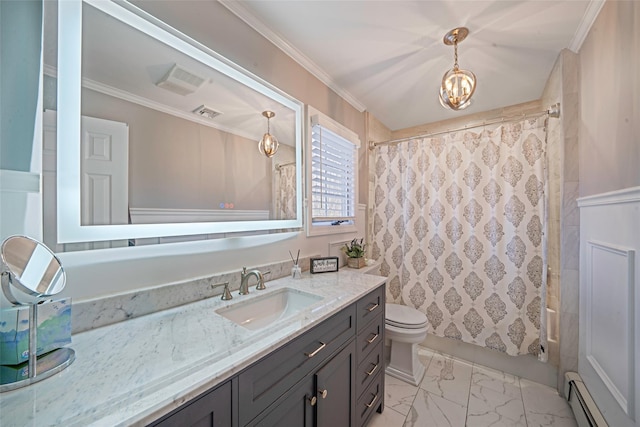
385, 303, 429, 386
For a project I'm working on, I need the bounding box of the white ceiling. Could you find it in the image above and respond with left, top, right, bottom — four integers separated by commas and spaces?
222, 0, 603, 131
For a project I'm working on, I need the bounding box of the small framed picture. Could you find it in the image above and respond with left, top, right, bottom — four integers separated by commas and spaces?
310, 257, 339, 274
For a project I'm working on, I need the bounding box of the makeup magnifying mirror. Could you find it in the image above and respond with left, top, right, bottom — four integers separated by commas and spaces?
0, 235, 75, 392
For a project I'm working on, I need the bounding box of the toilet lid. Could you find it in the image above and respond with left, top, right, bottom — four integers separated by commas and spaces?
386, 304, 428, 328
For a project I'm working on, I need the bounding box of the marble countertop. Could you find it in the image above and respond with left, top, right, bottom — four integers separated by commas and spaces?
0, 270, 386, 427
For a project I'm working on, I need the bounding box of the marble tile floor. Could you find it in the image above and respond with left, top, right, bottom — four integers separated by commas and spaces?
369, 347, 577, 427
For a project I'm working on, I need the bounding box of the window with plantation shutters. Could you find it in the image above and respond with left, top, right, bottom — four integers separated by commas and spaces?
307, 109, 359, 236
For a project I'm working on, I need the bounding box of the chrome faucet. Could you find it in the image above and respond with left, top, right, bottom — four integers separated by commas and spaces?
239, 267, 265, 295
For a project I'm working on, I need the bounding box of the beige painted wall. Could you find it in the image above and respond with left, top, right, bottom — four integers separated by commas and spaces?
579, 0, 640, 196
82, 89, 272, 212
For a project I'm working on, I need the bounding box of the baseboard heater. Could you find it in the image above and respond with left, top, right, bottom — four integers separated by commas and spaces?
564, 372, 608, 427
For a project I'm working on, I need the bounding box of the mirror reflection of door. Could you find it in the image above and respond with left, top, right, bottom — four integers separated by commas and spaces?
43, 110, 129, 251
80, 116, 128, 227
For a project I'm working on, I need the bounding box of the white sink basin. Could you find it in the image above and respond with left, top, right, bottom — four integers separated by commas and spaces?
215, 288, 323, 330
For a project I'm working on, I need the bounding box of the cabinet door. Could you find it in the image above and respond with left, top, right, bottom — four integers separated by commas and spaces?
246, 375, 315, 427
316, 340, 356, 427
149, 381, 232, 427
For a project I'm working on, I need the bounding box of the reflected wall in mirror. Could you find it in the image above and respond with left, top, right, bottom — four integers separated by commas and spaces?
42, 0, 303, 251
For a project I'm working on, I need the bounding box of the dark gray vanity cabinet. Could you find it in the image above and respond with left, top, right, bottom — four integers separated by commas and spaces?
149, 380, 232, 427
148, 284, 385, 427
244, 285, 385, 427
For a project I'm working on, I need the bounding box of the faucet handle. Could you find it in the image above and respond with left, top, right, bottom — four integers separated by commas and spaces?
212, 282, 232, 300
256, 270, 267, 291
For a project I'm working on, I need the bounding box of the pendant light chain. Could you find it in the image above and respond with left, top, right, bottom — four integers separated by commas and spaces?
453, 40, 459, 71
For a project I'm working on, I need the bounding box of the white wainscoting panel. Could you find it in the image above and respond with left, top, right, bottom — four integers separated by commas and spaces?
585, 241, 634, 415
578, 186, 639, 427
0, 169, 42, 242
129, 208, 271, 245
328, 239, 350, 267
129, 207, 270, 224
326, 205, 367, 267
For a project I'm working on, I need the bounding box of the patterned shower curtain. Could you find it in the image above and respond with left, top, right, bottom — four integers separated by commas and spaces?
274, 164, 297, 220
372, 117, 548, 359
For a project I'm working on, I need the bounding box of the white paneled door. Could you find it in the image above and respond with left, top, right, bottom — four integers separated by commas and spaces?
43, 110, 129, 251
80, 116, 128, 228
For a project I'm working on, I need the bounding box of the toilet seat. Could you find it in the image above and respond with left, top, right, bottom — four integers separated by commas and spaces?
385, 304, 428, 329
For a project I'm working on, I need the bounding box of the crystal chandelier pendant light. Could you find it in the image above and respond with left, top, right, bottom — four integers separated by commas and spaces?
258, 110, 279, 158
438, 27, 476, 111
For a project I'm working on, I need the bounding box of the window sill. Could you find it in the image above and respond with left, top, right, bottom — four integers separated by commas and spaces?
306, 223, 357, 237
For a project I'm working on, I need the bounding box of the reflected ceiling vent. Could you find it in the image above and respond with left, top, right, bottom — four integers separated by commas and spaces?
193, 105, 222, 120
156, 64, 205, 96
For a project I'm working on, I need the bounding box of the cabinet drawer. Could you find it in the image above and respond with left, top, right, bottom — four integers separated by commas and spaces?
238, 304, 356, 426
356, 316, 383, 363
356, 285, 385, 332
356, 341, 383, 398
355, 372, 383, 427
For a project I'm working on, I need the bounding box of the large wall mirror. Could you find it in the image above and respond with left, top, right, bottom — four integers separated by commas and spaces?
42, 0, 303, 251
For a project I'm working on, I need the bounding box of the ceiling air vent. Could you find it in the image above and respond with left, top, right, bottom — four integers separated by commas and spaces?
193, 105, 222, 120
156, 64, 205, 96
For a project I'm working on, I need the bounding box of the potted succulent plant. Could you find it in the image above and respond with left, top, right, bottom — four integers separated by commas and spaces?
342, 238, 367, 269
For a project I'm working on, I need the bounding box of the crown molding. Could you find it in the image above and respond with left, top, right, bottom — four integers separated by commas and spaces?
219, 0, 367, 113
568, 0, 606, 53
43, 65, 256, 141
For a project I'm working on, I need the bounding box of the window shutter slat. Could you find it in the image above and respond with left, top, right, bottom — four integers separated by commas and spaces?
311, 123, 356, 221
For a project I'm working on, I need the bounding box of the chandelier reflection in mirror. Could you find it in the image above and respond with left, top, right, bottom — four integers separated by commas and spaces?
438, 27, 476, 111
258, 110, 279, 158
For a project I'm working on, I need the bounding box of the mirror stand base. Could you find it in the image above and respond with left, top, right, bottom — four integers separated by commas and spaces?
0, 348, 76, 393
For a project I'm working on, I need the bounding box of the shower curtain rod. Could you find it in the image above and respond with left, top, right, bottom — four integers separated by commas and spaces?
368, 102, 560, 150
275, 161, 296, 170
